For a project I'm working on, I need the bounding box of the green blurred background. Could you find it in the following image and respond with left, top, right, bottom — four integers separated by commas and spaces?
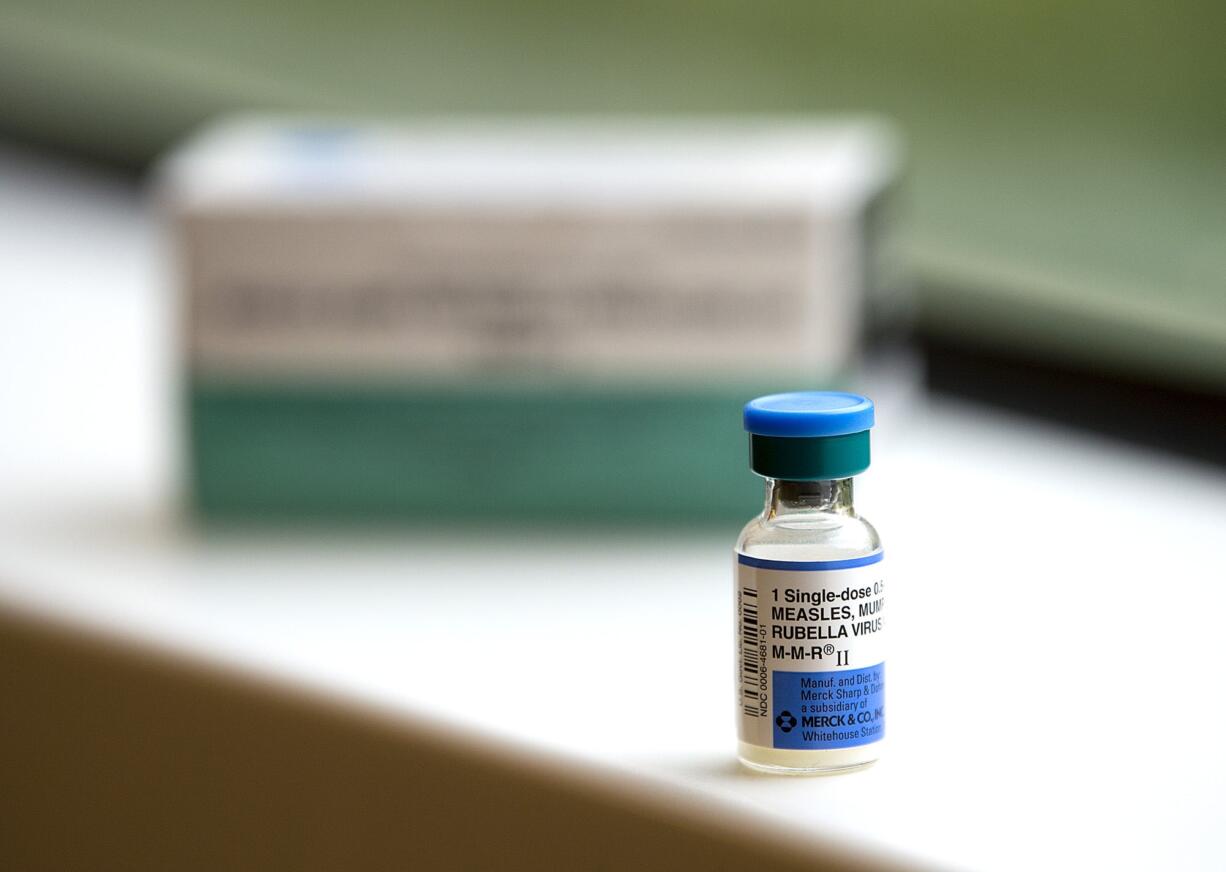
2, 0, 1224, 389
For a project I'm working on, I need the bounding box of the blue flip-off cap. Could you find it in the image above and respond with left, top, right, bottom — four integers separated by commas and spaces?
743, 391, 875, 438
742, 391, 875, 479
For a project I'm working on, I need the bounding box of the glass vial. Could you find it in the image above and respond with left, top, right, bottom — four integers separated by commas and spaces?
735, 392, 884, 775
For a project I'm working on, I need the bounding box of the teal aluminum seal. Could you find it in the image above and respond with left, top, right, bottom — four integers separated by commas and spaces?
749, 430, 871, 480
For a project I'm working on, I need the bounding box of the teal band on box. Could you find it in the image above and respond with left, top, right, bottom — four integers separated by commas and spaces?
749, 431, 871, 480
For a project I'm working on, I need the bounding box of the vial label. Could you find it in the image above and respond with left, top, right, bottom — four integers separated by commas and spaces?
736, 552, 885, 750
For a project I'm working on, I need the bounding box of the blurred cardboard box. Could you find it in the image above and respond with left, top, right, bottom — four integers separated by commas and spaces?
159, 118, 902, 521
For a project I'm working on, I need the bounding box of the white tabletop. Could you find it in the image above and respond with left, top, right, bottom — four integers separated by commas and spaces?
3, 143, 1225, 871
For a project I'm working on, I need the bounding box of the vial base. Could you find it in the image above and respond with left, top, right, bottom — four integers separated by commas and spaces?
737, 741, 880, 776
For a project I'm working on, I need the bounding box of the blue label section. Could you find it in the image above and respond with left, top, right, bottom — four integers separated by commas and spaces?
737, 552, 883, 571
772, 664, 885, 749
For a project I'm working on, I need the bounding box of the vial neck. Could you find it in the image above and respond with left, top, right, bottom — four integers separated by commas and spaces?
765, 478, 855, 521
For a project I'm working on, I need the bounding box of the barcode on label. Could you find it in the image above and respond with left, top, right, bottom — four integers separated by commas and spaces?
740, 586, 762, 717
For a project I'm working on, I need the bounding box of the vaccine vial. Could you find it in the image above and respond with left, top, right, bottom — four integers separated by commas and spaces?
735, 392, 884, 775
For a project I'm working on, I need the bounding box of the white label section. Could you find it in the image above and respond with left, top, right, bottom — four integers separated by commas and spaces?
180, 209, 851, 380
736, 554, 885, 750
